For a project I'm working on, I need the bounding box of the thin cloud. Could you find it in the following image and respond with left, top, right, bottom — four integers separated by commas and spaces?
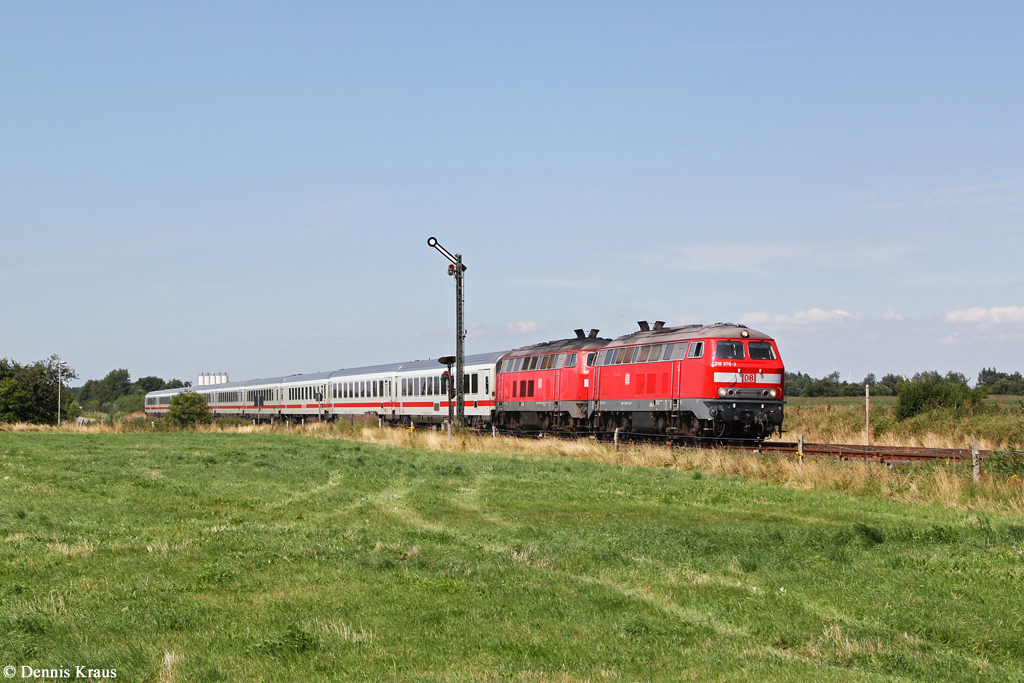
509, 277, 601, 289
739, 308, 853, 327
944, 306, 1024, 324
630, 241, 916, 273
507, 321, 538, 334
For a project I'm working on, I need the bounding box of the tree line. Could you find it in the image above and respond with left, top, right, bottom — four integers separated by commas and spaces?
2, 355, 1023, 426
0, 356, 79, 424
0, 357, 191, 424
74, 369, 191, 415
784, 367, 1024, 398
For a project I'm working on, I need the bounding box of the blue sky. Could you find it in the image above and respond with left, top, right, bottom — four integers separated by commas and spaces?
2, 2, 1022, 385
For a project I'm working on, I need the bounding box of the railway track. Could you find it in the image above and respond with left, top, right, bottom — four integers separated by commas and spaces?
484, 426, 999, 464
754, 441, 989, 464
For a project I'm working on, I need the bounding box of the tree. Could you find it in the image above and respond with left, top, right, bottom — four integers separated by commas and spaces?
0, 355, 78, 424
134, 376, 167, 393
165, 392, 212, 427
977, 368, 1024, 395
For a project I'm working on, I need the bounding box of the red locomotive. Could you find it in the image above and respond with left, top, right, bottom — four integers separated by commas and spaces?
494, 321, 784, 439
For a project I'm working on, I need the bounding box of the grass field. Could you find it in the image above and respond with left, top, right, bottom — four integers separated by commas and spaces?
2, 431, 1024, 682
773, 396, 1024, 451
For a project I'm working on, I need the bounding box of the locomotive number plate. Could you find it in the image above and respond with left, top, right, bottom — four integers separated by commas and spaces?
742, 373, 755, 383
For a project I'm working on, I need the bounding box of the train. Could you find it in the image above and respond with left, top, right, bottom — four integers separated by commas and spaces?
144, 320, 785, 439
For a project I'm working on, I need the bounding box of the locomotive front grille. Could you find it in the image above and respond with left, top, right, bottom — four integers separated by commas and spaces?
719, 387, 775, 398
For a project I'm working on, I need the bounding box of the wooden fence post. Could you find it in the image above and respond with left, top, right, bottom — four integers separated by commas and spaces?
865, 384, 871, 446
972, 442, 980, 483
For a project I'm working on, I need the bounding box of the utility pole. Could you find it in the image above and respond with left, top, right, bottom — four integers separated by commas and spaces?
427, 237, 467, 426
57, 360, 65, 427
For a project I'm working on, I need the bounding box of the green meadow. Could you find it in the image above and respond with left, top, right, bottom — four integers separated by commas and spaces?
1, 432, 1023, 682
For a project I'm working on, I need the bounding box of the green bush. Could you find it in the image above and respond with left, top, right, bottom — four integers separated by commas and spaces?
895, 379, 987, 420
165, 392, 213, 427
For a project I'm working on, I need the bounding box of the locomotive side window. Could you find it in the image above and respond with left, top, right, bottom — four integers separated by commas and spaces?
586, 352, 596, 367
519, 380, 526, 397
565, 353, 577, 368
748, 341, 776, 360
527, 380, 534, 397
687, 341, 704, 359
715, 340, 745, 359
512, 380, 517, 397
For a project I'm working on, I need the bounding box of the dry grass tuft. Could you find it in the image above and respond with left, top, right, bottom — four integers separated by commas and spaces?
47, 542, 94, 556
158, 651, 180, 683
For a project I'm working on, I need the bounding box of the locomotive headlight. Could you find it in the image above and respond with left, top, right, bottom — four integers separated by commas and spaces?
769, 389, 778, 398
718, 388, 728, 398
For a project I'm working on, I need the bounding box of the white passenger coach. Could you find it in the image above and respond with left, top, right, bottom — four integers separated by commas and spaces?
144, 351, 507, 426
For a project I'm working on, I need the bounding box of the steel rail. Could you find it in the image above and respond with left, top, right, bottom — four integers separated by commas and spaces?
478, 426, 1005, 464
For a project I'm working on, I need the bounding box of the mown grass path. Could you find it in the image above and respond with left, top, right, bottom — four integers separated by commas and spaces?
1, 432, 1023, 682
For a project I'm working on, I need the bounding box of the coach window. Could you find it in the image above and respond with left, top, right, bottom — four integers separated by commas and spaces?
485, 375, 490, 395
565, 353, 577, 368
715, 340, 744, 359
471, 373, 478, 394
